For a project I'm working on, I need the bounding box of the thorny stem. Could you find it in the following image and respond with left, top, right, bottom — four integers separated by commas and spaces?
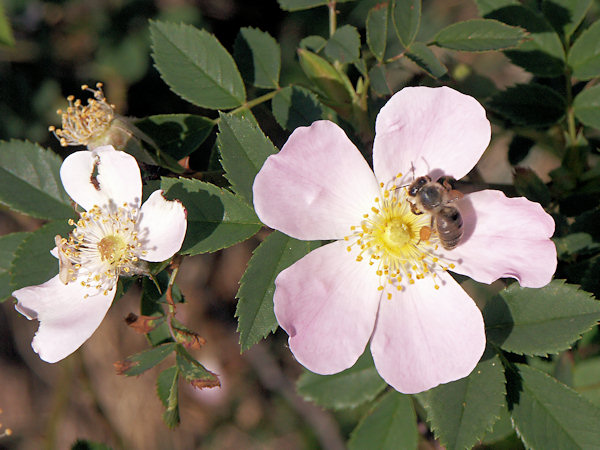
165, 255, 182, 340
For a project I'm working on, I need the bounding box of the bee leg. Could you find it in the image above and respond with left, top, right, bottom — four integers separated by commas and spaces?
417, 226, 432, 245
410, 202, 423, 215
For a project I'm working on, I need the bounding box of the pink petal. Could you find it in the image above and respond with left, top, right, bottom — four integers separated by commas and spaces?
13, 275, 116, 363
253, 120, 380, 240
449, 190, 556, 288
373, 86, 491, 185
370, 271, 485, 394
274, 240, 381, 374
60, 145, 142, 211
138, 190, 187, 262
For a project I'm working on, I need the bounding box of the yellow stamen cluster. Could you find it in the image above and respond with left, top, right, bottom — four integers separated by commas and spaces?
56, 202, 147, 296
344, 174, 456, 297
49, 82, 115, 147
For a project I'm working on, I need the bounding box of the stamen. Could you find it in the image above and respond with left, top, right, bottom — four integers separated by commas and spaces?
50, 82, 115, 147
56, 202, 146, 296
344, 181, 458, 298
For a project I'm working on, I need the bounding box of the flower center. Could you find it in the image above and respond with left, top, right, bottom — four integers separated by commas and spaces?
98, 235, 128, 264
375, 217, 414, 255
345, 175, 456, 298
56, 203, 147, 296
49, 82, 115, 147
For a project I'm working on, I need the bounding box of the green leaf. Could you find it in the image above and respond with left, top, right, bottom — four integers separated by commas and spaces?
236, 231, 320, 351
217, 112, 278, 204
366, 3, 390, 62
10, 220, 73, 291
483, 280, 600, 356
542, 0, 592, 41
508, 135, 535, 165
369, 64, 393, 96
299, 35, 327, 53
484, 4, 565, 76
161, 177, 260, 255
432, 19, 525, 51
511, 364, 600, 449
234, 27, 281, 89
573, 85, 600, 130
553, 232, 598, 258
156, 365, 180, 428
324, 25, 361, 64
134, 114, 214, 161
570, 20, 600, 80
368, 65, 392, 96
71, 440, 112, 450
513, 167, 552, 207
141, 275, 175, 347
175, 345, 220, 388
0, 2, 15, 47
0, 140, 74, 220
406, 42, 448, 79
277, 0, 355, 11
480, 402, 516, 444
417, 355, 506, 450
150, 21, 246, 109
489, 83, 566, 127
0, 232, 31, 302
271, 86, 323, 131
392, 0, 421, 47
296, 349, 386, 410
573, 357, 600, 406
348, 391, 417, 450
118, 342, 176, 376
475, 0, 519, 17
297, 49, 354, 117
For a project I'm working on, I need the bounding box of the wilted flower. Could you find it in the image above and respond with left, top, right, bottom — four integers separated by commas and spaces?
13, 145, 187, 363
253, 86, 556, 393
49, 83, 157, 165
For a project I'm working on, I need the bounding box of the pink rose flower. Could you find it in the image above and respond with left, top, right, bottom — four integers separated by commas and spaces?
253, 86, 557, 393
13, 145, 187, 363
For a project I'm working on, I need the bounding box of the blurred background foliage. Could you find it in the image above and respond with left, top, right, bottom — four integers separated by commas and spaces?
1, 0, 600, 449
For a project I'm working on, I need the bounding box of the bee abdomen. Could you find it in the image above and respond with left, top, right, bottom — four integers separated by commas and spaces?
436, 206, 463, 250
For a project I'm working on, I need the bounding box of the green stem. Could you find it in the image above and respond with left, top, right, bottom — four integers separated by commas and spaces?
227, 89, 281, 118
328, 1, 337, 37
565, 69, 577, 143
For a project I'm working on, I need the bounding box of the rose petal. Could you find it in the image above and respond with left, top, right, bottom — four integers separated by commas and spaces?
60, 145, 142, 211
370, 271, 485, 394
373, 86, 491, 185
449, 190, 556, 288
253, 120, 380, 240
274, 240, 381, 374
138, 190, 187, 262
13, 275, 116, 363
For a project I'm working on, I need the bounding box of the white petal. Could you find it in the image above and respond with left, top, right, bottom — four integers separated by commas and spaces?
274, 240, 381, 374
60, 145, 142, 211
253, 120, 380, 240
370, 271, 485, 393
373, 86, 491, 185
138, 190, 187, 262
13, 275, 115, 363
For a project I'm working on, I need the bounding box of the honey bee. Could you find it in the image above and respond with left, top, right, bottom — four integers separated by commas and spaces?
407, 175, 464, 250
